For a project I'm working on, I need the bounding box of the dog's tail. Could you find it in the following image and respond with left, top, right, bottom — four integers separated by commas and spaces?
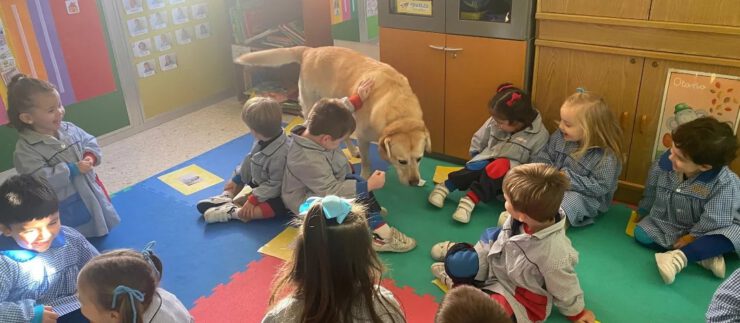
234, 46, 308, 67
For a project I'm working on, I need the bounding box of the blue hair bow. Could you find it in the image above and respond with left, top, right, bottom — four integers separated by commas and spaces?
141, 241, 160, 278
111, 285, 145, 323
298, 195, 352, 224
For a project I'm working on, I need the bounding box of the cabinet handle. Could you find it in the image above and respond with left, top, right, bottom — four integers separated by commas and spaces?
652, 61, 659, 68
639, 115, 648, 134
444, 47, 464, 52
428, 45, 445, 51
630, 58, 636, 64
620, 111, 629, 130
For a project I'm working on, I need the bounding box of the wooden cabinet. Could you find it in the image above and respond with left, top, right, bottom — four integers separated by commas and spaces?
380, 27, 527, 159
534, 1, 740, 203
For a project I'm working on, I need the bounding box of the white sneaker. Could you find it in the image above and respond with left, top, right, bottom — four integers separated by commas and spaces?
430, 241, 455, 261
372, 227, 416, 253
203, 203, 239, 223
431, 262, 453, 289
196, 193, 232, 214
428, 184, 449, 208
452, 196, 476, 223
655, 250, 687, 284
497, 211, 510, 227
698, 255, 726, 278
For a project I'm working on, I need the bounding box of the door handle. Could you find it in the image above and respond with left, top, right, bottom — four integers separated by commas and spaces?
428, 45, 445, 51
639, 115, 648, 134
619, 111, 629, 131
444, 47, 463, 52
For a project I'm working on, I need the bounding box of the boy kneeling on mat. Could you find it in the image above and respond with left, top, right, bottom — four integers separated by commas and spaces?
430, 163, 596, 323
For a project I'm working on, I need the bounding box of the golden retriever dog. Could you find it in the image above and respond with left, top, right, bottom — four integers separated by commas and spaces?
235, 46, 430, 186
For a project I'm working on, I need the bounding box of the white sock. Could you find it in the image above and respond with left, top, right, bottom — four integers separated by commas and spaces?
373, 224, 392, 240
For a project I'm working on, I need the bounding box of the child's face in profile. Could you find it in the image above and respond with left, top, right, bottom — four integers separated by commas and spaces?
22, 89, 65, 136
669, 144, 712, 176
492, 114, 524, 134
1, 212, 62, 253
558, 105, 584, 142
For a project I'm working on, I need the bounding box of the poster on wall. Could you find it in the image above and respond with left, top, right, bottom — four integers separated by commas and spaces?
367, 0, 378, 17
154, 33, 173, 51
137, 59, 156, 77
66, 0, 81, 14
147, 0, 166, 10
159, 53, 177, 71
0, 21, 20, 88
149, 12, 168, 30
132, 39, 152, 57
195, 22, 210, 39
653, 69, 740, 160
191, 4, 207, 19
127, 17, 149, 36
123, 0, 144, 15
172, 7, 189, 24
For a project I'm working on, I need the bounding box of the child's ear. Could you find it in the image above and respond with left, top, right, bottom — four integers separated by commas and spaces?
0, 224, 12, 236
698, 164, 713, 172
19, 112, 33, 125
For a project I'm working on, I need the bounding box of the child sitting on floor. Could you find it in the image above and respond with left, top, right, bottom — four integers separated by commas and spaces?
263, 196, 406, 322
430, 163, 596, 323
435, 285, 512, 323
281, 99, 415, 253
77, 243, 193, 322
533, 88, 623, 227
707, 268, 740, 322
635, 117, 739, 284
428, 83, 548, 223
0, 174, 100, 323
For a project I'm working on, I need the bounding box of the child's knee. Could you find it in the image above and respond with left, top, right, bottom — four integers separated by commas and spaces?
634, 226, 654, 246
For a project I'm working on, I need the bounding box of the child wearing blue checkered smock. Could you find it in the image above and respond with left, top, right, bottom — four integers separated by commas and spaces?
707, 269, 740, 322
533, 89, 623, 227
635, 117, 740, 284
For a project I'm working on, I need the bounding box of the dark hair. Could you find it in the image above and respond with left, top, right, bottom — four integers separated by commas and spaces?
502, 163, 570, 222
0, 174, 59, 226
435, 285, 512, 323
6, 74, 57, 130
270, 199, 403, 323
489, 83, 538, 129
242, 97, 283, 138
306, 99, 356, 140
78, 249, 164, 323
672, 117, 738, 168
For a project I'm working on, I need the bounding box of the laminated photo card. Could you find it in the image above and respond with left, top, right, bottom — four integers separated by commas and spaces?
154, 33, 173, 51
132, 39, 152, 57
149, 11, 168, 30
127, 17, 148, 37
137, 59, 156, 78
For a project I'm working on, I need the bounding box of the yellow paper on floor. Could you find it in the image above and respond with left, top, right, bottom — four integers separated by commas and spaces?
258, 227, 299, 261
625, 210, 639, 237
432, 279, 449, 293
343, 148, 362, 165
433, 166, 463, 184
284, 116, 305, 135
157, 164, 223, 195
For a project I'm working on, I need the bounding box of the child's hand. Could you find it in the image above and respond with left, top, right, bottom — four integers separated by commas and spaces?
42, 306, 59, 323
574, 309, 596, 323
673, 234, 696, 249
367, 170, 386, 191
356, 79, 374, 102
77, 160, 93, 174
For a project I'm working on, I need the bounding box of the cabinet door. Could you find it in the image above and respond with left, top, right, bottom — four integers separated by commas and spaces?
539, 0, 652, 20
649, 0, 740, 27
444, 35, 526, 160
379, 27, 446, 153
531, 46, 644, 179
626, 60, 740, 185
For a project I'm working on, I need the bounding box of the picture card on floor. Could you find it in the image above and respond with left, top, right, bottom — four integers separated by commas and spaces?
158, 164, 223, 195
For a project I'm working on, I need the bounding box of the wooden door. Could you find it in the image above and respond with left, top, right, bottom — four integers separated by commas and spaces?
531, 46, 644, 179
538, 0, 652, 20
380, 27, 446, 153
649, 0, 740, 27
626, 59, 740, 187
444, 35, 527, 160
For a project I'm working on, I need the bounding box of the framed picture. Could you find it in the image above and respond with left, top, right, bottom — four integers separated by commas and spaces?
137, 59, 157, 77
123, 0, 143, 15
191, 4, 207, 19
652, 69, 740, 160
154, 33, 173, 51
175, 27, 192, 44
172, 7, 189, 24
127, 17, 148, 37
149, 12, 168, 30
159, 53, 178, 71
132, 39, 152, 57
195, 22, 210, 39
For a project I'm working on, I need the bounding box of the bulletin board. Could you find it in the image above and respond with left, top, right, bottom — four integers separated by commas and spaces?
118, 0, 232, 119
0, 0, 129, 172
